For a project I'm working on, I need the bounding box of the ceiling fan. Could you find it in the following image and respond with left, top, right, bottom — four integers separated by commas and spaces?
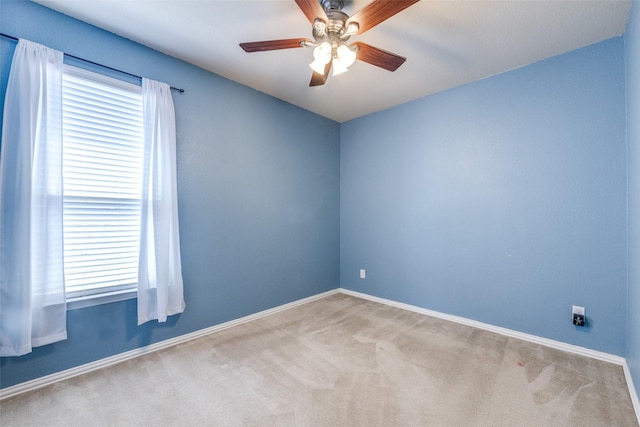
240, 0, 420, 87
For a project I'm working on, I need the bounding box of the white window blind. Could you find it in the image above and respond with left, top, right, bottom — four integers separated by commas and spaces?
62, 65, 144, 301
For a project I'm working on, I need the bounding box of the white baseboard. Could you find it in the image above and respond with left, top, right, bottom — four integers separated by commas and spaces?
339, 288, 639, 423
0, 289, 339, 401
2, 286, 639, 424
338, 288, 624, 364
623, 360, 640, 423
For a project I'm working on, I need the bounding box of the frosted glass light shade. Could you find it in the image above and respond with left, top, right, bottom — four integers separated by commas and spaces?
314, 42, 332, 61
336, 44, 357, 67
309, 42, 332, 74
310, 59, 328, 74
332, 59, 349, 76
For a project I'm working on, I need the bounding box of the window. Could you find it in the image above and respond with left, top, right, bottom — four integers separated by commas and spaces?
62, 65, 144, 306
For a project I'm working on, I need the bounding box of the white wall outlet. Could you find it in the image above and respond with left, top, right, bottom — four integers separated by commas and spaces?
359, 269, 366, 279
572, 305, 585, 316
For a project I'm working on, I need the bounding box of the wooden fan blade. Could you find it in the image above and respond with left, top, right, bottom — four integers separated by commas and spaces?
310, 61, 332, 86
240, 38, 308, 52
295, 0, 327, 24
347, 0, 420, 34
353, 42, 406, 71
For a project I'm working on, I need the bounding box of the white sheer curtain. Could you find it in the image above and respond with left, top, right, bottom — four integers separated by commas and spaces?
137, 78, 185, 325
0, 39, 67, 356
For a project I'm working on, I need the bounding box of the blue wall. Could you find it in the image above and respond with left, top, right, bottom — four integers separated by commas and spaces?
1, 0, 635, 390
626, 1, 640, 390
0, 0, 340, 388
341, 38, 627, 356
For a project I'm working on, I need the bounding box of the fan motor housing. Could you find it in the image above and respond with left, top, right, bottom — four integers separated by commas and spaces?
325, 10, 348, 35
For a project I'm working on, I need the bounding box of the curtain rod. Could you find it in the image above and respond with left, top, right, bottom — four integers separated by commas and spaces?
0, 32, 185, 93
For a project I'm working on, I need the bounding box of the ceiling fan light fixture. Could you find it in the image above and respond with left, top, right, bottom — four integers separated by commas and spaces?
331, 58, 349, 76
241, 0, 419, 86
310, 41, 332, 74
314, 42, 332, 62
336, 44, 357, 67
332, 43, 356, 76
310, 58, 328, 74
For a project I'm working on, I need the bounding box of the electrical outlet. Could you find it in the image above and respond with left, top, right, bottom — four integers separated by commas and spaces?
572, 305, 585, 326
572, 305, 585, 316
359, 269, 366, 279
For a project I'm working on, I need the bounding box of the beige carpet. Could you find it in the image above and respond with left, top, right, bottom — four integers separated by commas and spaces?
1, 293, 637, 426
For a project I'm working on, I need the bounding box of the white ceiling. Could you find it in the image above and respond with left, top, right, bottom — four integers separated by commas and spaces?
34, 0, 632, 123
